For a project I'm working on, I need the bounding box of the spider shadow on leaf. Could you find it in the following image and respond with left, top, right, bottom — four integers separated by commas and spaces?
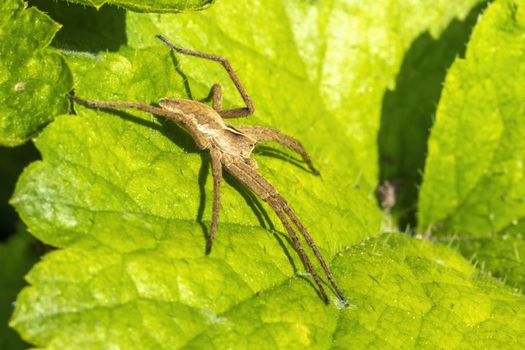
168, 52, 194, 101
252, 145, 314, 174
97, 108, 200, 154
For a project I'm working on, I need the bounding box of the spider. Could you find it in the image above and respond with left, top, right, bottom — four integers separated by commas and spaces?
67, 35, 348, 306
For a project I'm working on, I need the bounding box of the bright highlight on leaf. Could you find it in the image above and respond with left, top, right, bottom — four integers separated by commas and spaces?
419, 0, 525, 289
0, 0, 72, 146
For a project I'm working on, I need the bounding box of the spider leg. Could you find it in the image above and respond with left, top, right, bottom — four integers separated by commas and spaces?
236, 125, 319, 175
223, 158, 336, 304
274, 195, 349, 306
157, 35, 255, 119
267, 196, 329, 304
206, 148, 223, 255
67, 94, 189, 126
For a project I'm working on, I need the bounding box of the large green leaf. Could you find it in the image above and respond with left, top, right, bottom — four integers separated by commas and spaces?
60, 0, 214, 13
10, 229, 525, 348
124, 0, 482, 184
418, 0, 525, 289
9, 0, 522, 348
12, 43, 380, 279
0, 0, 72, 146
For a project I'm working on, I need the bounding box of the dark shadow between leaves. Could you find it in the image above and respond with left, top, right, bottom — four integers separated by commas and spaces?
377, 2, 488, 231
28, 0, 126, 52
0, 231, 42, 349
0, 144, 40, 242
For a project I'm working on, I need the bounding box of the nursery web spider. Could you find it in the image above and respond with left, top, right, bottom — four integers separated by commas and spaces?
67, 35, 348, 305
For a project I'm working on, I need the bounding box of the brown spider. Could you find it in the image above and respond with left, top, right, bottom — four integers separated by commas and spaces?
67, 35, 348, 305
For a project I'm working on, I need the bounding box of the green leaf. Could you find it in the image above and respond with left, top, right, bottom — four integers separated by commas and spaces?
0, 231, 39, 350
9, 0, 519, 348
13, 44, 381, 260
10, 231, 525, 348
124, 0, 483, 184
418, 0, 525, 289
0, 0, 72, 146
60, 0, 214, 13
11, 44, 380, 349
